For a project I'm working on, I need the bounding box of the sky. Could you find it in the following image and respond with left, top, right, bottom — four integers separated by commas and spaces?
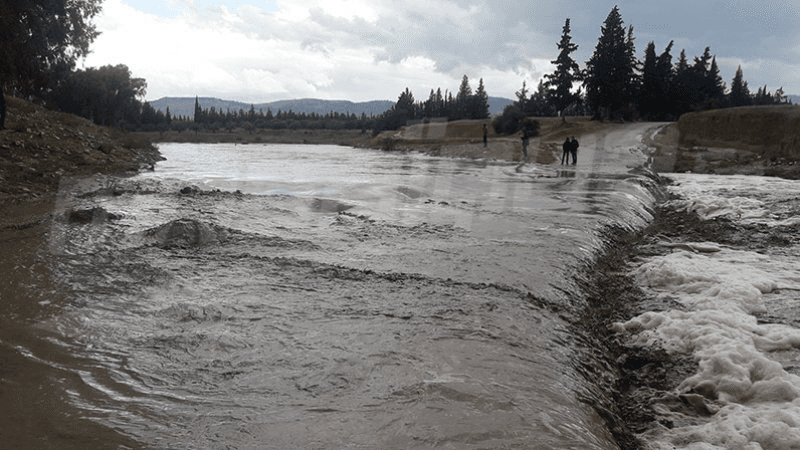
81, 0, 800, 103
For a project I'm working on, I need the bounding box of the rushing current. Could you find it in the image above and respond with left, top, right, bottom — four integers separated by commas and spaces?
2, 122, 799, 449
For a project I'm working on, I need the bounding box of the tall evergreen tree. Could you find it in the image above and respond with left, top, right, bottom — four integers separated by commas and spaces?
456, 75, 472, 119
544, 18, 582, 118
639, 41, 660, 118
472, 78, 490, 119
688, 46, 720, 109
194, 96, 202, 123
624, 25, 641, 105
706, 56, 725, 106
514, 81, 529, 113
655, 41, 675, 117
728, 65, 751, 107
396, 88, 415, 115
584, 6, 638, 119
671, 49, 694, 115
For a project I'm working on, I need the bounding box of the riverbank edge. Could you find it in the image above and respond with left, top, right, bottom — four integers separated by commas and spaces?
0, 95, 164, 207
4, 93, 800, 208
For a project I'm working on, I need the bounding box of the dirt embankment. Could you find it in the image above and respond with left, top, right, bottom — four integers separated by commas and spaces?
649, 105, 800, 178
362, 117, 615, 164
0, 95, 163, 205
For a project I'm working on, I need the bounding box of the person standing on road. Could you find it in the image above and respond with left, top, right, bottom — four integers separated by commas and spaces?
521, 130, 529, 160
561, 137, 570, 165
483, 123, 488, 147
570, 136, 579, 165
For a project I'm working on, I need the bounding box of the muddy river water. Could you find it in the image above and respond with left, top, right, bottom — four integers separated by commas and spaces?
9, 122, 792, 449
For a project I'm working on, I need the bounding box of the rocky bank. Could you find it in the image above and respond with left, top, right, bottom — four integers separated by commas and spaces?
0, 95, 163, 205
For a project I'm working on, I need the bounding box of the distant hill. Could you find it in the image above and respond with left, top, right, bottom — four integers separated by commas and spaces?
788, 94, 799, 105
150, 96, 515, 119
488, 96, 514, 115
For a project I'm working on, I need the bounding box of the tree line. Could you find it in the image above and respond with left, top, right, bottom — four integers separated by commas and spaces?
189, 97, 378, 133
373, 76, 491, 132
510, 6, 789, 123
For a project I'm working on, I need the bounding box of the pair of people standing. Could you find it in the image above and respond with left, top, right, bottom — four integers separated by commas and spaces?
561, 137, 579, 165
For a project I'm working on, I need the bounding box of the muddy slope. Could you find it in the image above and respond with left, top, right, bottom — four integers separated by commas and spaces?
0, 95, 163, 203
649, 105, 800, 178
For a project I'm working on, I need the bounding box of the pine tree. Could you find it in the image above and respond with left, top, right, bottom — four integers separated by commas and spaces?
194, 96, 202, 123
655, 41, 675, 118
584, 6, 638, 119
671, 49, 694, 115
544, 18, 582, 118
706, 56, 725, 106
624, 25, 641, 105
639, 41, 660, 118
728, 65, 751, 107
472, 78, 490, 119
456, 75, 472, 119
689, 47, 716, 109
514, 81, 529, 113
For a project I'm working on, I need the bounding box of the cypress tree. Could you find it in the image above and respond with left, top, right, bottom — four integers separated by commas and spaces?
671, 49, 693, 115
514, 81, 529, 113
655, 41, 675, 118
544, 18, 582, 119
729, 65, 751, 107
193, 96, 202, 123
473, 78, 490, 119
639, 41, 659, 119
584, 6, 637, 119
706, 56, 726, 106
456, 75, 472, 119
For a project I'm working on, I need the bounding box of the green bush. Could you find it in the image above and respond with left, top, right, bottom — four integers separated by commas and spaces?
493, 105, 539, 136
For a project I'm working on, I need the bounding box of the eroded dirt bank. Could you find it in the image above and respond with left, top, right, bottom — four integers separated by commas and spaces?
649, 105, 800, 178
0, 95, 163, 204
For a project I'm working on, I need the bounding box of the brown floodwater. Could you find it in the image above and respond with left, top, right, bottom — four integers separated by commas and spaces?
1, 124, 667, 449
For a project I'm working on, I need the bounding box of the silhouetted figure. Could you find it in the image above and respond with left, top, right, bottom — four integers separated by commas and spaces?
561, 137, 570, 165
0, 91, 6, 130
482, 123, 488, 147
570, 137, 579, 165
521, 130, 529, 159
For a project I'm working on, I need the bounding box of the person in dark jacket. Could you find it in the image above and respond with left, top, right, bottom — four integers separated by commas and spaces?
521, 130, 529, 159
561, 138, 571, 165
570, 136, 579, 165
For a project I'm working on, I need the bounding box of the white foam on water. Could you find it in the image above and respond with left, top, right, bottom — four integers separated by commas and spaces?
619, 173, 800, 448
615, 245, 800, 448
645, 403, 800, 449
665, 173, 800, 226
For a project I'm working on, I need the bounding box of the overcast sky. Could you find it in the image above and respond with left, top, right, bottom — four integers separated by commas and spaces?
82, 0, 800, 103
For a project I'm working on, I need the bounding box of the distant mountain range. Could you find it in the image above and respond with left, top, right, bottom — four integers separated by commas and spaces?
149, 96, 515, 119
788, 94, 799, 104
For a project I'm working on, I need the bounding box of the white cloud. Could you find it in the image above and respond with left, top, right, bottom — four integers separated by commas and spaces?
83, 0, 800, 103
